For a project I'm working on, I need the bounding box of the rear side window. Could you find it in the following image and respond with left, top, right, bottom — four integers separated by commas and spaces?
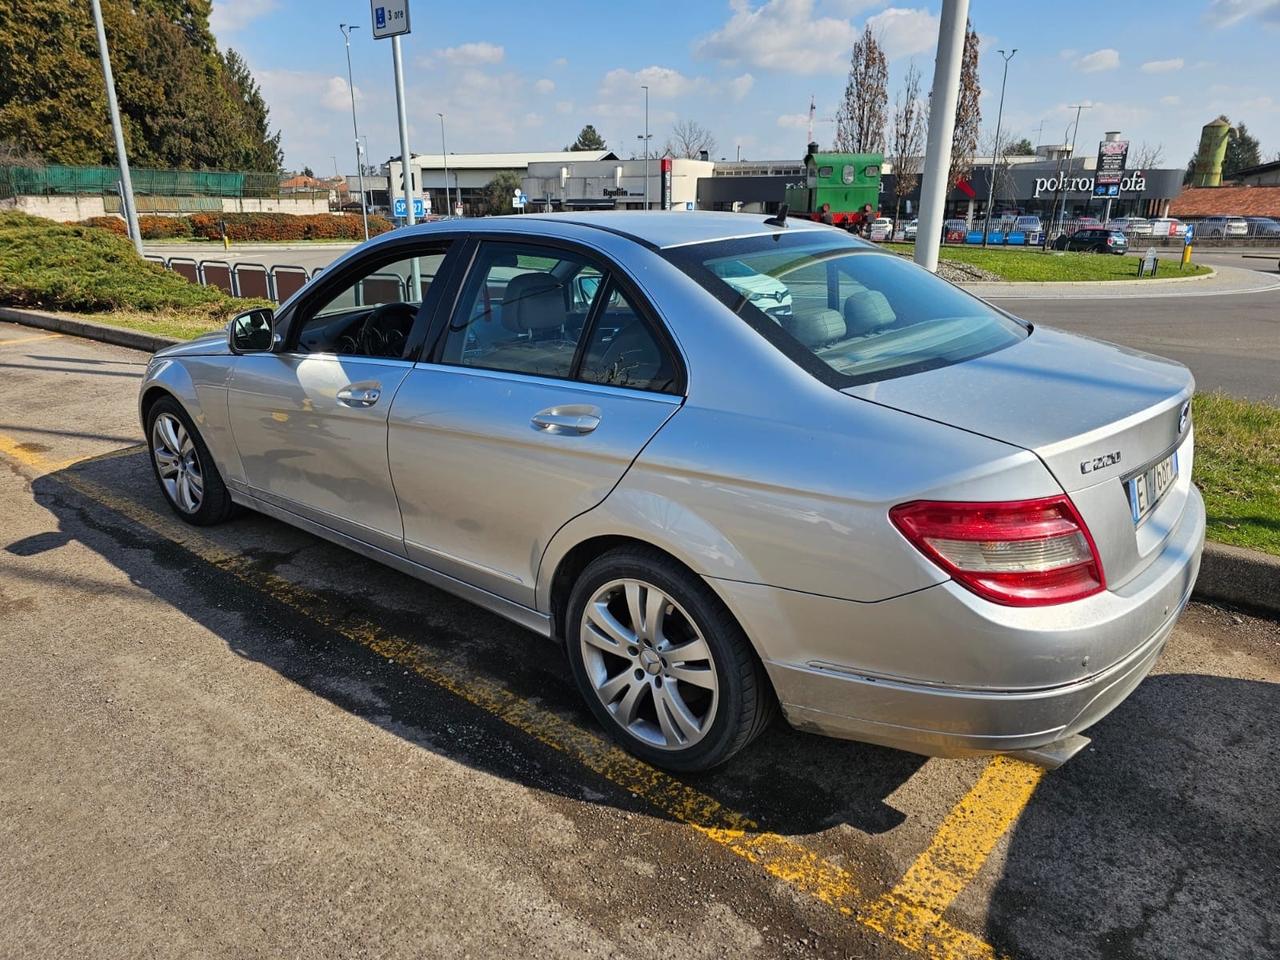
667, 233, 1027, 387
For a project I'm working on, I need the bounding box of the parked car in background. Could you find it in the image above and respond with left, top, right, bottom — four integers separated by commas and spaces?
1198, 215, 1249, 238
1109, 217, 1152, 236
1075, 216, 1102, 229
904, 219, 919, 240
1149, 218, 1188, 238
1052, 228, 1129, 254
138, 211, 1203, 771
869, 217, 894, 241
1243, 216, 1280, 238
709, 258, 793, 320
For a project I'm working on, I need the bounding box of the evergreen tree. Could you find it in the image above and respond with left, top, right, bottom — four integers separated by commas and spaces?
566, 125, 607, 151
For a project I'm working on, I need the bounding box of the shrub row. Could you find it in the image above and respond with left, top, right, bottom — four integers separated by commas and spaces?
77, 212, 393, 242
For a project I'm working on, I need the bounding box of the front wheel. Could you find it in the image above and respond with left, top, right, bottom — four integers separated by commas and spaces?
565, 547, 775, 771
146, 395, 236, 526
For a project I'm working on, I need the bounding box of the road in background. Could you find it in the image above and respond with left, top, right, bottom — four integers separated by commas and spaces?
144, 241, 355, 273
1, 323, 1278, 959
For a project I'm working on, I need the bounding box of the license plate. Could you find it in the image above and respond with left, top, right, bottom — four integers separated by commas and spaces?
1126, 451, 1178, 525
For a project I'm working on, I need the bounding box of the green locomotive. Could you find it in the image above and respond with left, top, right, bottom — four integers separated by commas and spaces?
783, 147, 883, 228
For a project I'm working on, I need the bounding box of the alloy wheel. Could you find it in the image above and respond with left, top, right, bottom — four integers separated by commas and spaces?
579, 578, 719, 750
151, 412, 204, 514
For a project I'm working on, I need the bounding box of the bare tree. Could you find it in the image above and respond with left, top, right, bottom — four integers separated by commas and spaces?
889, 63, 926, 225
1131, 141, 1165, 169
947, 19, 982, 193
980, 127, 1021, 218
665, 120, 717, 160
833, 25, 888, 154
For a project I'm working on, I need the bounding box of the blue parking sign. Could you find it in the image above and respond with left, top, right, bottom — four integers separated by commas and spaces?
375, 6, 385, 29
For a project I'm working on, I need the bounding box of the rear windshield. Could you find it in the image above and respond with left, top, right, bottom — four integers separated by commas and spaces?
665, 231, 1028, 387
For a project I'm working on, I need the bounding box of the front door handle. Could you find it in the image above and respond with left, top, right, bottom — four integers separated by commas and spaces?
337, 385, 381, 407
531, 409, 601, 435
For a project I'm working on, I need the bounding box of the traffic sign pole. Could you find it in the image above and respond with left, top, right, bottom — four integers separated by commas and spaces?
90, 0, 142, 256
392, 34, 415, 228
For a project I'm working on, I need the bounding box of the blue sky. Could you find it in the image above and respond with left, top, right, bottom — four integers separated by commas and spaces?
209, 0, 1280, 173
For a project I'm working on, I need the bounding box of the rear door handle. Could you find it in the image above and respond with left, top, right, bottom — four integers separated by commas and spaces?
531, 410, 601, 435
337, 385, 381, 407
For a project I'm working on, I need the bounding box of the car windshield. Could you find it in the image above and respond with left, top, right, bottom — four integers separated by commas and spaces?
666, 231, 1028, 387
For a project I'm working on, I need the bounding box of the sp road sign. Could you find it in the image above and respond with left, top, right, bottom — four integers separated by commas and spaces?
371, 0, 410, 39
393, 197, 425, 218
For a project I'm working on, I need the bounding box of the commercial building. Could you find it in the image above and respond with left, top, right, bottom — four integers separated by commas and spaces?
521, 157, 713, 211
389, 150, 616, 217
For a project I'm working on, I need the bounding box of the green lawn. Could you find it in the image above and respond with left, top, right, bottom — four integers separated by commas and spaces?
0, 210, 266, 338
884, 242, 1212, 282
1191, 392, 1280, 556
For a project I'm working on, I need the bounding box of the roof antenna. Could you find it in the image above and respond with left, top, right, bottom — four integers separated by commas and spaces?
764, 203, 789, 228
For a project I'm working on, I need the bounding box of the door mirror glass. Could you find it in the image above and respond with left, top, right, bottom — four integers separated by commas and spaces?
229, 308, 275, 353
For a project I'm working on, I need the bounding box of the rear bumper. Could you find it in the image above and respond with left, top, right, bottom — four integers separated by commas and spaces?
713, 486, 1205, 759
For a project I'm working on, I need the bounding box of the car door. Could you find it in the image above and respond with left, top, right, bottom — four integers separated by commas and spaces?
387, 237, 684, 607
226, 238, 457, 556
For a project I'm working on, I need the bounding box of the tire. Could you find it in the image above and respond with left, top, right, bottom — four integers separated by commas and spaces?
565, 546, 775, 772
146, 395, 237, 526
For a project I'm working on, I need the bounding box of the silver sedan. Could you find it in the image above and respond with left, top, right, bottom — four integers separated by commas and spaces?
139, 212, 1204, 771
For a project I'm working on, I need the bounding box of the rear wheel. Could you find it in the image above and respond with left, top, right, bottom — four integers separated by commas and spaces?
146, 396, 236, 526
565, 546, 774, 771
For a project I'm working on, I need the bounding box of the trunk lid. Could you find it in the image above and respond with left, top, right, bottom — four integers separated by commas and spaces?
845, 326, 1194, 587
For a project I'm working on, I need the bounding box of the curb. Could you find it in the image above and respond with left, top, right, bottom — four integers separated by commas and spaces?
1193, 541, 1280, 619
0, 306, 180, 353
962, 267, 1216, 289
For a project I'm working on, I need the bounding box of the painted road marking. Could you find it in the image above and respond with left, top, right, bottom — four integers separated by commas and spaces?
4, 438, 1043, 960
0, 333, 63, 349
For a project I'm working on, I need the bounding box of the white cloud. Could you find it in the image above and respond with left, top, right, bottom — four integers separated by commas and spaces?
600, 65, 703, 100
534, 78, 555, 94
322, 76, 360, 113
1204, 0, 1280, 28
553, 57, 569, 68
727, 73, 756, 100
209, 0, 276, 35
1076, 48, 1120, 73
1160, 95, 1182, 106
432, 42, 505, 66
1141, 58, 1184, 73
694, 0, 859, 74
866, 7, 941, 60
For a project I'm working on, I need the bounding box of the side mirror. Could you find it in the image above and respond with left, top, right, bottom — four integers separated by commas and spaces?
228, 308, 276, 354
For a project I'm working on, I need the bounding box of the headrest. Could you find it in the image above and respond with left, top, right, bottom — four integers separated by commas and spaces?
502, 273, 565, 332
786, 309, 845, 348
842, 289, 896, 337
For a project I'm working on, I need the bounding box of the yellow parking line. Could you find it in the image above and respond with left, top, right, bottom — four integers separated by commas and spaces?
12, 444, 1041, 960
0, 332, 63, 348
0, 436, 144, 477
860, 756, 1044, 954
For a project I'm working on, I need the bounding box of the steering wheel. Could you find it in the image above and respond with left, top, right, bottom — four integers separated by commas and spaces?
354, 302, 418, 358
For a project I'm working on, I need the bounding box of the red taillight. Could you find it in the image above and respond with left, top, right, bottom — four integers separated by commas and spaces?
889, 496, 1106, 607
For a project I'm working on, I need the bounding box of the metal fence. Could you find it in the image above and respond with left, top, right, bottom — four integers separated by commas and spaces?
145, 256, 318, 303
0, 165, 285, 200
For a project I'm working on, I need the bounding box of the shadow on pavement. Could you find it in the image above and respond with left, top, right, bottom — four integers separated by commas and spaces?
27, 450, 925, 840
987, 672, 1279, 960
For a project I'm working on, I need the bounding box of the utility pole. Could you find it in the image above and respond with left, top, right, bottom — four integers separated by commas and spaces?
391, 34, 414, 226
914, 0, 969, 273
340, 23, 369, 240
90, 0, 141, 255
1057, 103, 1090, 237
642, 84, 650, 210
981, 48, 1016, 248
438, 113, 450, 216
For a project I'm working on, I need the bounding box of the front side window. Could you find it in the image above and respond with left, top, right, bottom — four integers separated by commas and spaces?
292, 247, 447, 357
667, 232, 1027, 387
440, 241, 679, 393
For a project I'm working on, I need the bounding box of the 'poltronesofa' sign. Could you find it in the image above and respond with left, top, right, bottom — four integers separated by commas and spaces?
1033, 173, 1147, 198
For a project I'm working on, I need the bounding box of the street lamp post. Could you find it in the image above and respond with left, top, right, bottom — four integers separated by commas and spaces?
90, 0, 141, 255
641, 84, 650, 210
339, 23, 369, 240
438, 112, 451, 217
980, 48, 1016, 248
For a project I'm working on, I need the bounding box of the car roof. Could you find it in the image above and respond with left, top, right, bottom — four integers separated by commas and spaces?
401, 210, 834, 251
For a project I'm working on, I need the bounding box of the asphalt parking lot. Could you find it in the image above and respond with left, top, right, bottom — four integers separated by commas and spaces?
2, 322, 1278, 960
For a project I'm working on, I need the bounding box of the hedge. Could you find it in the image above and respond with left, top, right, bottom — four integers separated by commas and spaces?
77, 212, 392, 242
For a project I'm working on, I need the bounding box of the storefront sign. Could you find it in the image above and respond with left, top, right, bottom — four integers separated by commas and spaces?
1032, 173, 1147, 198
661, 157, 672, 210
602, 187, 640, 197
1095, 139, 1129, 186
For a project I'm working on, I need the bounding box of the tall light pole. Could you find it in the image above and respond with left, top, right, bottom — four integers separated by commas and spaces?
391, 33, 415, 226
641, 84, 650, 210
914, 0, 969, 273
339, 23, 369, 240
437, 112, 451, 217
90, 0, 141, 255
1056, 103, 1090, 237
980, 48, 1016, 248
